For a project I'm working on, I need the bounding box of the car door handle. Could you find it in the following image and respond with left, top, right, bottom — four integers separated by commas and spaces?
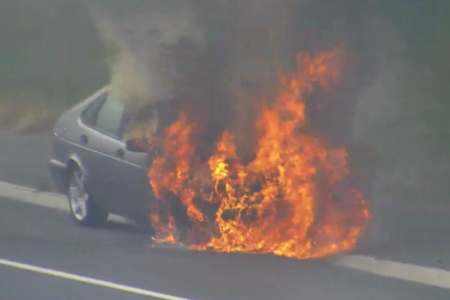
80, 134, 88, 144
116, 148, 125, 158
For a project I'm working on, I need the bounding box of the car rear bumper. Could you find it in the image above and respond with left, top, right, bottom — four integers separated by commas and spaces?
48, 159, 68, 193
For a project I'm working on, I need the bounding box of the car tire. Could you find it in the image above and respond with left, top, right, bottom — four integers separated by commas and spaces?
67, 164, 108, 227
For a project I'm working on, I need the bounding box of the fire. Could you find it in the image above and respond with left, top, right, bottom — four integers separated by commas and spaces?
147, 47, 370, 259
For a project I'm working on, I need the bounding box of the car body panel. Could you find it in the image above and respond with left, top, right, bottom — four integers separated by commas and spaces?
48, 158, 68, 192
48, 85, 155, 222
109, 151, 152, 219
51, 87, 109, 192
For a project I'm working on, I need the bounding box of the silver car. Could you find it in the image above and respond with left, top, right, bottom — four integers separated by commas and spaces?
48, 86, 159, 229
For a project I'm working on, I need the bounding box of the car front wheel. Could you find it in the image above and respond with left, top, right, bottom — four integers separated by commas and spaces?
68, 165, 108, 226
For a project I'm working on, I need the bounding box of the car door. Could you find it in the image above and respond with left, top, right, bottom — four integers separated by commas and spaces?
79, 94, 128, 214
111, 111, 159, 221
113, 148, 153, 221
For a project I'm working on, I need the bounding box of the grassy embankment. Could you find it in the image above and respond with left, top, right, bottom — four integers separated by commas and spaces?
0, 0, 108, 134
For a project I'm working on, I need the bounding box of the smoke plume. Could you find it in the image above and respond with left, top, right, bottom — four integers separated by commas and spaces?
89, 1, 203, 108
90, 0, 410, 250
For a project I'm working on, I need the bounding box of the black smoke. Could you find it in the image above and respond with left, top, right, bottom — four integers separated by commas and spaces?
91, 0, 405, 248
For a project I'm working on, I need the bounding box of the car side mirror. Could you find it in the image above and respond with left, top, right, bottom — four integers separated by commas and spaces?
125, 138, 148, 153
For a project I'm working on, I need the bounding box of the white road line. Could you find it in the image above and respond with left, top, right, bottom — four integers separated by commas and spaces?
0, 181, 129, 223
0, 181, 67, 210
2, 180, 450, 290
332, 255, 450, 290
0, 180, 192, 252
0, 258, 195, 300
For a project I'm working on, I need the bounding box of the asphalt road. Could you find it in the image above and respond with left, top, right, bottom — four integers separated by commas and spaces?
0, 130, 53, 189
0, 130, 450, 299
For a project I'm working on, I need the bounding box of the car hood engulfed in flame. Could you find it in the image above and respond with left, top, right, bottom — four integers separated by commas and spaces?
147, 47, 370, 259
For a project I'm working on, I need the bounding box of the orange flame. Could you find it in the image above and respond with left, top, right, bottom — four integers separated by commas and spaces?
148, 46, 370, 259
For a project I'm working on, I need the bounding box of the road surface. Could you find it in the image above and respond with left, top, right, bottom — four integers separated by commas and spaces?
0, 130, 449, 299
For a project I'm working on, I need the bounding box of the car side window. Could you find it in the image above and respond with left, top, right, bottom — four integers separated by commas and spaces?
94, 96, 125, 138
81, 95, 106, 126
122, 105, 159, 142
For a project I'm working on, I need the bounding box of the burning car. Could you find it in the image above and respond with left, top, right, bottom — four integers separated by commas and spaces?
48, 47, 371, 259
